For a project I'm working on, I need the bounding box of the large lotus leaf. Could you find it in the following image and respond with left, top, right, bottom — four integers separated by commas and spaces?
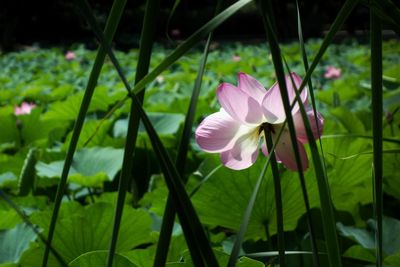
337, 216, 400, 256
62, 119, 112, 149
343, 245, 375, 264
0, 224, 36, 265
382, 148, 400, 200
0, 115, 18, 148
36, 147, 123, 187
43, 87, 122, 122
322, 136, 373, 214
119, 233, 190, 267
19, 108, 61, 146
113, 112, 185, 138
0, 209, 21, 230
68, 251, 137, 267
385, 253, 400, 267
191, 156, 319, 240
29, 202, 152, 264
330, 107, 366, 134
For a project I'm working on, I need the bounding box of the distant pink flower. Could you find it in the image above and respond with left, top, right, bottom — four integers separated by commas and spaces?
171, 29, 181, 37
14, 102, 36, 116
232, 55, 241, 62
156, 75, 165, 83
195, 72, 324, 171
65, 51, 76, 60
324, 66, 341, 79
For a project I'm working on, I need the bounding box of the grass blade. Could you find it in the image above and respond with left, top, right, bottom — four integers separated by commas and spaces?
370, 4, 383, 267
77, 0, 218, 264
228, 123, 287, 266
131, 0, 252, 95
257, 0, 355, 265
153, 1, 224, 265
128, 83, 219, 266
263, 125, 286, 267
103, 0, 160, 264
294, 4, 321, 266
295, 0, 360, 99
41, 1, 126, 266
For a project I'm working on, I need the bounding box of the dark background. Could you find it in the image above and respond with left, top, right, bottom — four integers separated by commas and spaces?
0, 0, 395, 52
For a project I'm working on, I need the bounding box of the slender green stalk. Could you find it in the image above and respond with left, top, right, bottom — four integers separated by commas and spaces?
131, 0, 251, 95
153, 30, 213, 267
295, 0, 360, 100
153, 1, 224, 265
104, 0, 160, 265
322, 134, 400, 144
283, 56, 320, 266
258, 0, 351, 266
41, 1, 126, 266
264, 125, 286, 267
227, 124, 286, 266
370, 5, 383, 267
76, 0, 219, 264
227, 159, 269, 267
127, 82, 219, 266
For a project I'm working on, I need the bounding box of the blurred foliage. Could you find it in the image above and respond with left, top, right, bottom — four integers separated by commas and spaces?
0, 40, 399, 266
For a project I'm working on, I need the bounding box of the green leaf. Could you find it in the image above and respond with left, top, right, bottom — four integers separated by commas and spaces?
63, 119, 112, 149
36, 147, 124, 187
343, 245, 375, 263
191, 157, 318, 240
337, 223, 375, 249
0, 223, 36, 265
384, 253, 400, 267
19, 108, 59, 146
323, 137, 373, 214
337, 216, 400, 256
330, 107, 366, 133
31, 202, 152, 264
113, 112, 185, 138
18, 148, 37, 196
69, 251, 137, 267
0, 115, 18, 148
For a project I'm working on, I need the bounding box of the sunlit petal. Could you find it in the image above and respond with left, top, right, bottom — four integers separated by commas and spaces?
294, 108, 324, 144
237, 72, 267, 103
217, 82, 264, 125
220, 129, 260, 170
274, 132, 308, 171
262, 72, 307, 124
195, 109, 242, 153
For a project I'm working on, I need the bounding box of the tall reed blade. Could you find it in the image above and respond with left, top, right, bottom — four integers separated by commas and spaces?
258, 0, 345, 266
264, 126, 286, 267
293, 6, 321, 263
153, 1, 224, 265
294, 0, 359, 97
41, 1, 126, 266
103, 0, 160, 265
370, 5, 383, 267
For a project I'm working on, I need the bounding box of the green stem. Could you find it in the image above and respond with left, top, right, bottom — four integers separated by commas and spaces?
105, 0, 160, 265
370, 4, 383, 267
263, 125, 286, 267
41, 1, 126, 266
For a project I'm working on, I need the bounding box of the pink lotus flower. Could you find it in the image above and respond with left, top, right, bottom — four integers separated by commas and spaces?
195, 72, 323, 171
14, 102, 36, 116
324, 66, 341, 79
65, 51, 76, 60
232, 55, 241, 62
